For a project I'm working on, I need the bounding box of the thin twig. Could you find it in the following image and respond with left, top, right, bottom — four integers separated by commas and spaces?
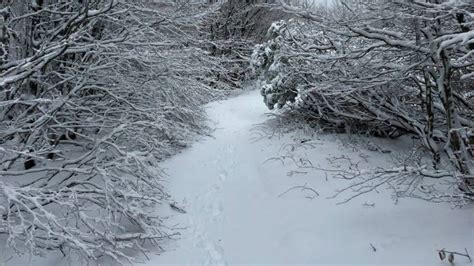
278, 183, 319, 199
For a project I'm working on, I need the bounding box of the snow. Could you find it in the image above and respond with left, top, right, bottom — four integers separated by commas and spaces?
151, 90, 473, 265
3, 90, 473, 265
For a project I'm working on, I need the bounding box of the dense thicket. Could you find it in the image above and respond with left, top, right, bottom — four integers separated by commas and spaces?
204, 0, 291, 86
2, 0, 472, 262
253, 0, 473, 196
0, 0, 226, 262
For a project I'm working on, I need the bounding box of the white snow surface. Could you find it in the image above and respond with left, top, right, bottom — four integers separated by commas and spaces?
4, 90, 473, 265
151, 90, 473, 266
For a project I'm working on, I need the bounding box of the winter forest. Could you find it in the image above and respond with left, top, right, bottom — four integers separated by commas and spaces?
0, 0, 473, 265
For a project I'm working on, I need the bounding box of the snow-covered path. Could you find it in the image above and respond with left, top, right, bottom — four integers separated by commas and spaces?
5, 90, 471, 266
151, 90, 473, 266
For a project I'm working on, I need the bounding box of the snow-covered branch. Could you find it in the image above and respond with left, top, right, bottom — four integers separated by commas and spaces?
0, 0, 227, 262
253, 0, 473, 199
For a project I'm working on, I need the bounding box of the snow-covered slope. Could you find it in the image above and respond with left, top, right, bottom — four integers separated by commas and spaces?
151, 90, 473, 266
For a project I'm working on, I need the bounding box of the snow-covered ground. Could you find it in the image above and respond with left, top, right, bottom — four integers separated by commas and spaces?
151, 90, 473, 266
3, 90, 473, 265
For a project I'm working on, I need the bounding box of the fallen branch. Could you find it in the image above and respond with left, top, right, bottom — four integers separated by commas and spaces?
438, 248, 472, 264
278, 183, 319, 200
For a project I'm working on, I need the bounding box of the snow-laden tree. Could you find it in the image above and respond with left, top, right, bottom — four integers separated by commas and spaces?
0, 0, 225, 262
203, 0, 290, 87
253, 0, 473, 198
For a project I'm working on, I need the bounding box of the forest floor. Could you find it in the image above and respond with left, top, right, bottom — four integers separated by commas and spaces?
4, 90, 473, 266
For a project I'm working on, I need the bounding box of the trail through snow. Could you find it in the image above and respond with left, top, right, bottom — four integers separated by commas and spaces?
4, 90, 472, 266
151, 90, 473, 266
